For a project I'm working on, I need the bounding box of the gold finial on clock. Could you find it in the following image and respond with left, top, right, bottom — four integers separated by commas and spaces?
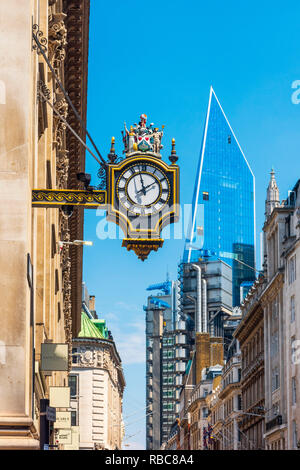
108, 136, 117, 163
169, 138, 178, 164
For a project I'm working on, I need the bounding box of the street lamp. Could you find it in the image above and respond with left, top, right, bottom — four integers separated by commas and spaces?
58, 240, 93, 250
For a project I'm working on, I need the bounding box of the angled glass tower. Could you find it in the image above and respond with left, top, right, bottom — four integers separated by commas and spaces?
184, 87, 256, 306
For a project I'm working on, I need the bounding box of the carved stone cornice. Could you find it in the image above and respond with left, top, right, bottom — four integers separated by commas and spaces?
37, 80, 51, 102
63, 0, 90, 337
56, 149, 69, 189
53, 96, 68, 153
241, 354, 264, 385
48, 10, 69, 192
72, 338, 126, 394
263, 206, 294, 233
260, 270, 284, 308
48, 12, 67, 77
46, 4, 73, 366
234, 300, 264, 345
59, 210, 72, 369
219, 382, 241, 400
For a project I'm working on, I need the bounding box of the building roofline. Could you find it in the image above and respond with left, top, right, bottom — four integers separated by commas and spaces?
73, 336, 124, 371
184, 86, 255, 265
210, 87, 254, 178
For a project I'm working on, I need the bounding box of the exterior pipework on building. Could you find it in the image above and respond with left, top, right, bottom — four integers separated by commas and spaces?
179, 259, 235, 350
183, 87, 256, 306
145, 281, 189, 449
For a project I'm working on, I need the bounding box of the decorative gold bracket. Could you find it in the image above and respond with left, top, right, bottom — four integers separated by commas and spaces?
122, 238, 164, 261
32, 189, 107, 208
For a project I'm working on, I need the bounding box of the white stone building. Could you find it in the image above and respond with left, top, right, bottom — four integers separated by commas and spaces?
262, 172, 300, 449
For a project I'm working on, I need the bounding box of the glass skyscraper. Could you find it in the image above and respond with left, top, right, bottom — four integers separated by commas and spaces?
184, 87, 256, 306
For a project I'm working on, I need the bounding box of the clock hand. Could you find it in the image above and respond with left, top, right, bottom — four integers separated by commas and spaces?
137, 182, 156, 194
133, 177, 142, 204
139, 167, 146, 195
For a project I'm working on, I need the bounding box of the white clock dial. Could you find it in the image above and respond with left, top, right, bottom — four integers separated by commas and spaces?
117, 163, 170, 215
127, 173, 160, 206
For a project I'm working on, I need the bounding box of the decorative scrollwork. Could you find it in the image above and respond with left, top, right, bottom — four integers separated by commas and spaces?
37, 80, 51, 102
97, 156, 124, 191
32, 24, 48, 54
48, 13, 67, 76
122, 238, 164, 261
32, 189, 107, 207
97, 163, 107, 190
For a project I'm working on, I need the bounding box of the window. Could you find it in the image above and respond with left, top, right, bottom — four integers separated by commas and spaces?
72, 347, 79, 364
228, 135, 231, 144
291, 337, 300, 365
272, 298, 278, 319
163, 377, 173, 385
271, 367, 279, 392
272, 402, 279, 416
293, 420, 298, 449
288, 255, 296, 284
291, 296, 295, 323
163, 390, 174, 399
237, 395, 242, 410
71, 410, 77, 426
69, 375, 78, 398
203, 191, 209, 201
163, 402, 174, 411
285, 215, 291, 238
271, 332, 279, 357
162, 349, 174, 359
292, 377, 297, 405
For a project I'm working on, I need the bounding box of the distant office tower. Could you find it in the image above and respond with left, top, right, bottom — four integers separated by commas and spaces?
184, 87, 256, 305
145, 280, 188, 450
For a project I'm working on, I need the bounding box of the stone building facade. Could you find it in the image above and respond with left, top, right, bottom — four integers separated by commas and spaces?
206, 375, 223, 450
234, 278, 265, 450
283, 180, 300, 449
262, 174, 300, 449
177, 332, 224, 449
218, 340, 242, 449
70, 312, 125, 450
233, 171, 300, 451
188, 369, 220, 449
0, 0, 89, 449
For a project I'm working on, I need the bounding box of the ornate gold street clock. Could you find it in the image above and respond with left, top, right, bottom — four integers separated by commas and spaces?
32, 113, 180, 261
106, 114, 180, 260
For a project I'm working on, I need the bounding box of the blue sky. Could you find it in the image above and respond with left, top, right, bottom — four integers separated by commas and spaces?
82, 0, 300, 449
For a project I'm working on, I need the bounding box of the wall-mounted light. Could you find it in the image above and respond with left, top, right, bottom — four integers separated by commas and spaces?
77, 172, 91, 190
58, 240, 93, 251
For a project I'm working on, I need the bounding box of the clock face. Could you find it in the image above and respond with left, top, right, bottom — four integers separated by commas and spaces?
116, 163, 170, 215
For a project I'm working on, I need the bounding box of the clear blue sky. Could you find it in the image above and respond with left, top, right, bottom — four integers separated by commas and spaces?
83, 0, 300, 449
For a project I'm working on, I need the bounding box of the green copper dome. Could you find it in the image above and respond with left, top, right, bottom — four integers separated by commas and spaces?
78, 311, 104, 339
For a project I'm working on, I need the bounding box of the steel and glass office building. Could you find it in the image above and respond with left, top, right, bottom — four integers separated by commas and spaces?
184, 87, 255, 305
